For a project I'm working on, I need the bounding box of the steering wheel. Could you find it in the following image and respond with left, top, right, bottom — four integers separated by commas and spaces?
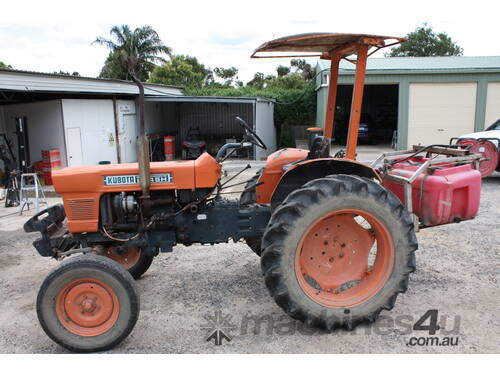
235, 116, 267, 150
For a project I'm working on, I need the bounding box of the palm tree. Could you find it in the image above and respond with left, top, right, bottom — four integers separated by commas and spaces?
94, 25, 171, 196
94, 25, 172, 81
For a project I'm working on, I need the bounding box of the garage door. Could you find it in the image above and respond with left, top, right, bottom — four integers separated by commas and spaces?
484, 82, 500, 128
407, 82, 476, 147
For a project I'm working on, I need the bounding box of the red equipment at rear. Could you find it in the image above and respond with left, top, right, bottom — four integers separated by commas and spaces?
382, 157, 481, 227
457, 139, 499, 178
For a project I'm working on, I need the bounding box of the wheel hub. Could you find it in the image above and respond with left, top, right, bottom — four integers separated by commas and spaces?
295, 209, 394, 308
299, 214, 375, 290
80, 297, 98, 314
56, 279, 119, 337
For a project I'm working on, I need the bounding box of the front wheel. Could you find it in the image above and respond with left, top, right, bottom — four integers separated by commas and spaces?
261, 174, 417, 330
37, 255, 140, 352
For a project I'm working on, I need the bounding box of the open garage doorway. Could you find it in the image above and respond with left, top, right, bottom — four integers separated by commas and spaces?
146, 101, 252, 160
143, 97, 276, 161
333, 84, 398, 147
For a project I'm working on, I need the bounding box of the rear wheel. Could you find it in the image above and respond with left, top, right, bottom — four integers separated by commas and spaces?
261, 174, 417, 330
240, 168, 263, 256
37, 254, 140, 352
103, 246, 155, 279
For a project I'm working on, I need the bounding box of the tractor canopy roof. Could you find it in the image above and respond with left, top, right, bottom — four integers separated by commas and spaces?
251, 33, 405, 59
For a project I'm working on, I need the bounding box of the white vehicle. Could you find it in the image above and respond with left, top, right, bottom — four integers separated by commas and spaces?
452, 119, 500, 177
458, 119, 500, 146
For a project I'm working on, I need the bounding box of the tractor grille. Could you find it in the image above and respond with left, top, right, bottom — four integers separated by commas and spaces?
67, 198, 96, 220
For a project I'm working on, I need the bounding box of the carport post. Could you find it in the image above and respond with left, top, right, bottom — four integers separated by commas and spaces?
323, 53, 341, 139
345, 44, 368, 160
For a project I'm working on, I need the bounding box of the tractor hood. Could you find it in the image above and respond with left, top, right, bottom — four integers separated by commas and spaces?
52, 152, 221, 194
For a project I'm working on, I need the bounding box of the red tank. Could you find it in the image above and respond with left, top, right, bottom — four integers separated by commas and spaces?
383, 157, 481, 227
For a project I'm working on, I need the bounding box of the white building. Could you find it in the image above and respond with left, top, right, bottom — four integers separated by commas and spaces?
0, 69, 276, 174
315, 56, 500, 149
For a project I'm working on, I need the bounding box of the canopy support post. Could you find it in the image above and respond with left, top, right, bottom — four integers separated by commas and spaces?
345, 44, 368, 160
323, 53, 341, 139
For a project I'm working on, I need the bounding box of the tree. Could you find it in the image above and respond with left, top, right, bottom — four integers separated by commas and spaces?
149, 55, 213, 88
99, 50, 128, 80
247, 72, 274, 89
387, 24, 463, 57
291, 59, 314, 80
0, 61, 12, 69
276, 65, 290, 77
213, 66, 239, 87
94, 25, 172, 81
95, 24, 172, 183
266, 73, 307, 90
54, 70, 80, 76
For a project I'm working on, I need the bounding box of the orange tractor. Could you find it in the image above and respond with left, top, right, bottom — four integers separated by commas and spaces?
25, 33, 483, 352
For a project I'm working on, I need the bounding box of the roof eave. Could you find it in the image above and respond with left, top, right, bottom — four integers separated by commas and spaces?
337, 68, 500, 75
144, 95, 276, 103
0, 68, 183, 90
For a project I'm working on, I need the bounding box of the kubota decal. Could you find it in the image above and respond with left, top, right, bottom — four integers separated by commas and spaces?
103, 173, 173, 186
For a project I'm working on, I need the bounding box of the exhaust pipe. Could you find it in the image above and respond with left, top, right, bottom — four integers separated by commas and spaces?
137, 134, 150, 198
131, 74, 151, 198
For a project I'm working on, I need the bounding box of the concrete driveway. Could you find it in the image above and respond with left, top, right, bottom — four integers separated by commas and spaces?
0, 165, 498, 353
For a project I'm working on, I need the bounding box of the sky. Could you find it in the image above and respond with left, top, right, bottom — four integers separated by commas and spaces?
0, 0, 499, 83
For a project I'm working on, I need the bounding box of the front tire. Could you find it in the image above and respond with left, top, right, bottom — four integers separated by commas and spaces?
37, 255, 140, 352
261, 174, 417, 330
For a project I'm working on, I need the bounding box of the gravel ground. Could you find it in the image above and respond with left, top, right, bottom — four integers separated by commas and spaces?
0, 165, 498, 354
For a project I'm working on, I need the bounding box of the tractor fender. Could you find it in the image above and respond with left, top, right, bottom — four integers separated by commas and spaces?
270, 158, 381, 209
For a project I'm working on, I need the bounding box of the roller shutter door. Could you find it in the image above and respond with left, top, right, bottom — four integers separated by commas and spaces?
407, 82, 476, 147
484, 82, 500, 128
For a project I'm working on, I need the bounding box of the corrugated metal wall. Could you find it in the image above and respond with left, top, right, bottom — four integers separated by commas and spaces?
158, 102, 254, 157
177, 102, 251, 138
178, 102, 253, 158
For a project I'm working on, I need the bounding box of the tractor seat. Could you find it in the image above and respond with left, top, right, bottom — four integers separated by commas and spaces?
307, 136, 331, 159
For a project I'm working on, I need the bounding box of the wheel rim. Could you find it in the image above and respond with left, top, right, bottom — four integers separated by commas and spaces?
295, 209, 395, 308
105, 247, 141, 269
55, 278, 120, 337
